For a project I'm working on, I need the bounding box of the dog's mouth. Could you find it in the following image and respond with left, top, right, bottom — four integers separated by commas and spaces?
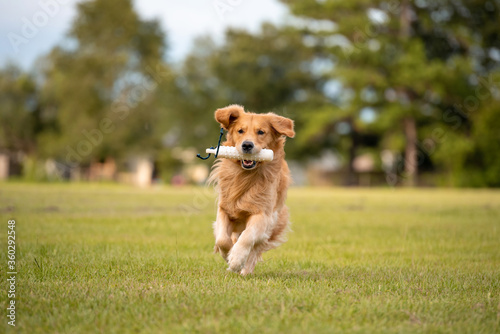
241, 160, 257, 170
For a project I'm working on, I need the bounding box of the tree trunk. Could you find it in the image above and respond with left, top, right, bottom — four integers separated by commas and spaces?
346, 117, 359, 186
400, 0, 417, 187
403, 116, 417, 187
400, 0, 412, 37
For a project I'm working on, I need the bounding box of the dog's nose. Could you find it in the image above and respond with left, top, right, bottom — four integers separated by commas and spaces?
242, 141, 254, 153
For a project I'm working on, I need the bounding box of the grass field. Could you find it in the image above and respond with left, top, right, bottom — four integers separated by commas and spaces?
1, 183, 499, 333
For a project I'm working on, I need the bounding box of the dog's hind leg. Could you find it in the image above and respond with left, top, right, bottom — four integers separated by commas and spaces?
213, 207, 233, 262
231, 232, 241, 244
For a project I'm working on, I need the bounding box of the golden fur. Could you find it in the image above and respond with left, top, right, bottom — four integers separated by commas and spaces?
209, 104, 295, 275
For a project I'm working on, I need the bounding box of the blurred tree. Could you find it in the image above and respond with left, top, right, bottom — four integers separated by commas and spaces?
154, 37, 226, 150
211, 24, 322, 112
39, 0, 168, 168
279, 0, 500, 186
164, 24, 326, 158
420, 1, 500, 187
2, 0, 499, 187
0, 65, 43, 155
210, 24, 328, 158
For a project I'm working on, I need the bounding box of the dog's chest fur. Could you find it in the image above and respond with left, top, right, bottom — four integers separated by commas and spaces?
213, 159, 281, 221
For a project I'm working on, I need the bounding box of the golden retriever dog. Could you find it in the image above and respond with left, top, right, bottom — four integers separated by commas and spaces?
209, 105, 295, 275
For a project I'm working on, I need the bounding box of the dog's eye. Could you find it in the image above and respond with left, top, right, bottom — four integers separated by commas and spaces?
257, 130, 265, 135
238, 129, 244, 134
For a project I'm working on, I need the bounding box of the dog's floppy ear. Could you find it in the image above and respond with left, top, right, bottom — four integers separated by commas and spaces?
214, 105, 244, 130
270, 114, 295, 138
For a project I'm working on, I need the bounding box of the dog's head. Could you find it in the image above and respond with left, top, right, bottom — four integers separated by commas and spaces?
214, 105, 295, 170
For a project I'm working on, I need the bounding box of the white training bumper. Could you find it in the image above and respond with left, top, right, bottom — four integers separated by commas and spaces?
205, 146, 274, 162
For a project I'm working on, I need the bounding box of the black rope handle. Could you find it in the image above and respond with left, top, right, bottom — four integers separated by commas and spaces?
197, 127, 224, 160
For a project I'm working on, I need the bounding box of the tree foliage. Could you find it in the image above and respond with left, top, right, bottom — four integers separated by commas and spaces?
1, 0, 499, 186
0, 65, 42, 155
39, 0, 168, 164
279, 0, 500, 186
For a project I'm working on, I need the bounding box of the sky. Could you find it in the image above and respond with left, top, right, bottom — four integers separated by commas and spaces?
0, 0, 289, 70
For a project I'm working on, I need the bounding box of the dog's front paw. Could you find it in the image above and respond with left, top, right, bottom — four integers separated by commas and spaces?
227, 246, 250, 273
239, 267, 253, 276
227, 254, 245, 273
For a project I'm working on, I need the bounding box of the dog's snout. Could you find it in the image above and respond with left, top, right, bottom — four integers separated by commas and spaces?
242, 141, 254, 153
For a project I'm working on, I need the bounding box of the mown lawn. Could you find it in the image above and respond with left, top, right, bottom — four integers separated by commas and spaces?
1, 182, 499, 333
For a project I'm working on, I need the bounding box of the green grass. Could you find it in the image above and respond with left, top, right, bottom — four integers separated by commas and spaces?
1, 183, 499, 333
